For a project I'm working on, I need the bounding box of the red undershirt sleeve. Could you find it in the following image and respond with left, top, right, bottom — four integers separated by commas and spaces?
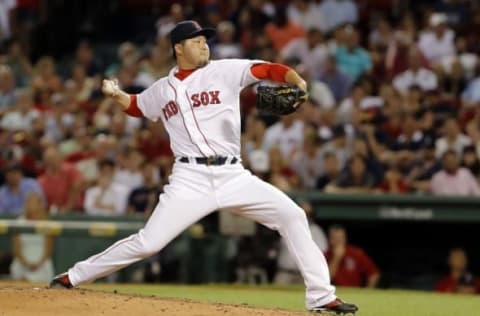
123, 94, 143, 117
250, 63, 290, 83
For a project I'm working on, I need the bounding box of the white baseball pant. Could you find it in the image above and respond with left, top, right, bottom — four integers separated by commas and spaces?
68, 162, 336, 309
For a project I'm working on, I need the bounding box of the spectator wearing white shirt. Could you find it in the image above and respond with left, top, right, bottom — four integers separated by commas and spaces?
318, 0, 358, 33
113, 149, 144, 196
431, 150, 480, 196
0, 88, 39, 132
435, 118, 472, 159
291, 127, 324, 189
418, 13, 456, 65
280, 29, 329, 79
263, 115, 304, 161
85, 159, 129, 216
212, 21, 243, 59
287, 0, 328, 33
393, 48, 438, 93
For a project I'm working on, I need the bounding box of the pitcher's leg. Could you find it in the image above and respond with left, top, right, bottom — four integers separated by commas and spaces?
217, 173, 335, 308
68, 190, 217, 286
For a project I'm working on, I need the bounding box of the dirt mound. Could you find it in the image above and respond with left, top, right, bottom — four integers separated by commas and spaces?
0, 284, 311, 316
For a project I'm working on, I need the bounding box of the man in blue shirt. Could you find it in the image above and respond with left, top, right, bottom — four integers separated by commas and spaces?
319, 56, 353, 102
0, 164, 45, 215
334, 27, 372, 81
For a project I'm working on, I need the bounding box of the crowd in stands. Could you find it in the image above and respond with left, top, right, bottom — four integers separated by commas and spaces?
0, 0, 480, 291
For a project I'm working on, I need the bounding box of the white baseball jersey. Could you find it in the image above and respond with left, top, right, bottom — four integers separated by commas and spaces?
67, 58, 337, 310
137, 59, 263, 157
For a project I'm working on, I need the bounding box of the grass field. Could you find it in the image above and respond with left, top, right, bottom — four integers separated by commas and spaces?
83, 283, 479, 316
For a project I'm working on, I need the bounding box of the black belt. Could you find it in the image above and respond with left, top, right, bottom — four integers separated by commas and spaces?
178, 156, 238, 166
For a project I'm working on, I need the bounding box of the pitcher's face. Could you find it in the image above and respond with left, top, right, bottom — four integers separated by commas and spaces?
176, 35, 210, 68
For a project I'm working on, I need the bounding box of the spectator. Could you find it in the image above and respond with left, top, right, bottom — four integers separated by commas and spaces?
0, 164, 44, 215
105, 41, 140, 78
325, 154, 376, 194
213, 21, 243, 59
430, 150, 480, 196
418, 13, 456, 65
435, 118, 472, 159
243, 116, 269, 178
368, 17, 394, 52
37, 146, 84, 213
334, 27, 372, 81
10, 192, 54, 282
263, 114, 304, 162
31, 56, 62, 101
274, 199, 328, 284
461, 73, 480, 108
385, 15, 423, 78
316, 152, 341, 190
114, 149, 144, 195
69, 63, 95, 102
155, 3, 185, 39
84, 159, 129, 216
319, 55, 353, 103
141, 37, 176, 79
378, 166, 409, 193
393, 114, 426, 152
127, 161, 162, 217
392, 48, 438, 93
0, 0, 17, 41
267, 146, 297, 191
74, 41, 102, 77
461, 145, 480, 177
318, 125, 352, 170
264, 6, 305, 51
281, 29, 329, 80
0, 88, 39, 132
5, 39, 33, 87
0, 65, 17, 114
120, 56, 156, 90
287, 0, 327, 33
406, 142, 441, 193
325, 225, 380, 288
318, 0, 358, 33
435, 248, 479, 294
137, 120, 173, 163
291, 127, 323, 189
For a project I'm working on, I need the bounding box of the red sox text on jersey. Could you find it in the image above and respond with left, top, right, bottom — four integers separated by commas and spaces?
162, 90, 221, 121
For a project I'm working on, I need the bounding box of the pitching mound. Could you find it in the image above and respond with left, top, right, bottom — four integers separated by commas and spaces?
0, 283, 311, 316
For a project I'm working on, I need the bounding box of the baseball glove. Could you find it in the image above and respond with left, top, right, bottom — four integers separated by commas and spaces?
256, 85, 308, 116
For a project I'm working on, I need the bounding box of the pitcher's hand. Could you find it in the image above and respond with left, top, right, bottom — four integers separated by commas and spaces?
102, 79, 120, 97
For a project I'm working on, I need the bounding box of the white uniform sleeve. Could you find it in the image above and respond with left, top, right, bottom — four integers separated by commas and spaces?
137, 80, 167, 122
217, 59, 265, 89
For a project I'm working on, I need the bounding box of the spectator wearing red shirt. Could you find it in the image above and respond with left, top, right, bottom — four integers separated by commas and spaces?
37, 146, 84, 213
325, 225, 380, 288
264, 6, 305, 51
435, 248, 480, 294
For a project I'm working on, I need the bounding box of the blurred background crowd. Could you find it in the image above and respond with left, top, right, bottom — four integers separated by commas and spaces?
0, 0, 479, 293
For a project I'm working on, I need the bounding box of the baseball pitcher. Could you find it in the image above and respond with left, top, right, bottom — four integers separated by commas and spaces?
50, 20, 358, 315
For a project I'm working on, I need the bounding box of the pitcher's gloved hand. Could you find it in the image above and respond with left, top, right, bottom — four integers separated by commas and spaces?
256, 85, 308, 116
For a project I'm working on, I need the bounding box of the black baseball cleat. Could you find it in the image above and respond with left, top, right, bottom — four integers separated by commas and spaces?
49, 273, 73, 289
310, 298, 359, 315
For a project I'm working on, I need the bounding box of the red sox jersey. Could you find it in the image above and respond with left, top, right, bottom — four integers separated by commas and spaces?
137, 59, 263, 157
